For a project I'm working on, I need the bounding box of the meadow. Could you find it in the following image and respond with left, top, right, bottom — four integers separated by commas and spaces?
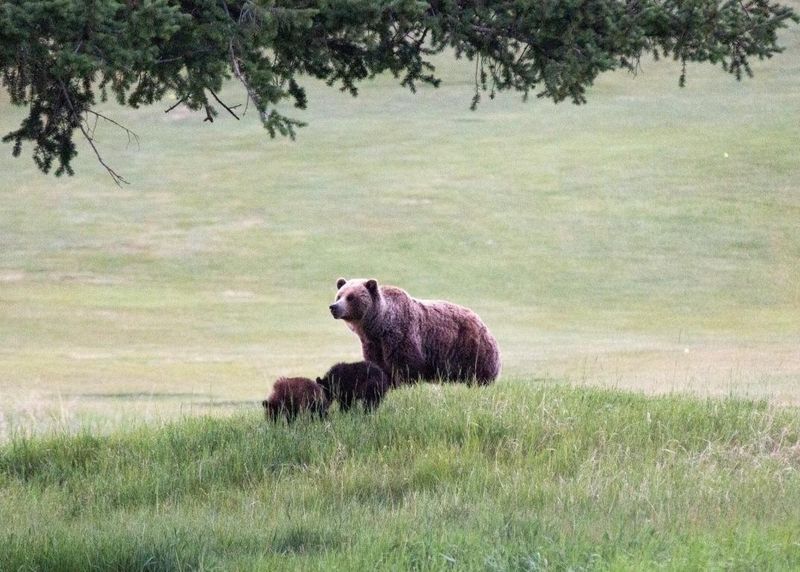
2, 385, 800, 570
1, 8, 800, 569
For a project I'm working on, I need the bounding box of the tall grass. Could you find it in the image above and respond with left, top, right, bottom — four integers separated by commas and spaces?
2, 382, 799, 570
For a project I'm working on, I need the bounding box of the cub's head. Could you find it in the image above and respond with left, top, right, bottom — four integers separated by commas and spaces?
329, 277, 379, 321
315, 375, 333, 398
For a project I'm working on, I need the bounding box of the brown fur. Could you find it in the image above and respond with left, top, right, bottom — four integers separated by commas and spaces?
329, 278, 501, 386
262, 377, 329, 422
316, 361, 389, 412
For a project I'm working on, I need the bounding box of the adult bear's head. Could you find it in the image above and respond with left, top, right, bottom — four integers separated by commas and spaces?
329, 278, 379, 321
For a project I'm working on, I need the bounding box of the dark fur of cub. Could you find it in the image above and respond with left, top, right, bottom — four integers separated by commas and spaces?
316, 361, 389, 412
262, 377, 329, 422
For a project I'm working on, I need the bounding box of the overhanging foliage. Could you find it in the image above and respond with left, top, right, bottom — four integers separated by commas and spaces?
1, 0, 796, 183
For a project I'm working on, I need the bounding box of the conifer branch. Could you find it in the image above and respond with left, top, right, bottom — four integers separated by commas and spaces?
229, 41, 269, 125
1, 0, 795, 181
85, 110, 140, 150
59, 82, 129, 186
208, 89, 240, 120
164, 97, 186, 114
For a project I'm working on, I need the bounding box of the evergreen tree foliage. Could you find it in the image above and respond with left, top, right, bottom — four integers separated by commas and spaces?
0, 0, 796, 183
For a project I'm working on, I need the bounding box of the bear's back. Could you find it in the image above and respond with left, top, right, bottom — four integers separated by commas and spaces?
270, 376, 323, 406
379, 287, 500, 384
327, 361, 386, 388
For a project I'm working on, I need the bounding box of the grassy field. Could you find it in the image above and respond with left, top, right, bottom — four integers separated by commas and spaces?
2, 32, 799, 434
1, 10, 800, 570
2, 384, 800, 570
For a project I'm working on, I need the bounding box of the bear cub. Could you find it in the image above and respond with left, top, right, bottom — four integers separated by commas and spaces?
316, 361, 389, 413
262, 377, 329, 422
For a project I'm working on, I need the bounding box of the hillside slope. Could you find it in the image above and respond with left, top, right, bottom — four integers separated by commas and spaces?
2, 383, 799, 570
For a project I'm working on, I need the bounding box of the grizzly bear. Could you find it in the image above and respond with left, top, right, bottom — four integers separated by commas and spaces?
262, 377, 329, 422
328, 278, 500, 386
316, 361, 390, 412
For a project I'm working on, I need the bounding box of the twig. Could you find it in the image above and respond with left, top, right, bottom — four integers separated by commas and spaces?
89, 111, 100, 139
229, 39, 269, 123
61, 96, 126, 184
164, 97, 186, 114
153, 56, 184, 65
739, 0, 752, 18
220, 0, 252, 117
59, 81, 129, 186
77, 121, 129, 185
208, 88, 240, 120
86, 109, 141, 150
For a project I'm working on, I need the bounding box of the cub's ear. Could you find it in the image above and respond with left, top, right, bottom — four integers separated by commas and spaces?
365, 279, 378, 295
336, 277, 347, 289
315, 377, 322, 383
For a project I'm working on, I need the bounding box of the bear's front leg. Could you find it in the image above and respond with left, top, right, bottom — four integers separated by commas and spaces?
361, 339, 385, 369
384, 342, 426, 386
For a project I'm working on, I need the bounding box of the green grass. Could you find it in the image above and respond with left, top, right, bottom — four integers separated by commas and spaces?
2, 382, 799, 570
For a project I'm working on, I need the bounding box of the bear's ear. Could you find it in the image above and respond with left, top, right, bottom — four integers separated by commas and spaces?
365, 279, 378, 295
336, 277, 347, 289
315, 377, 322, 384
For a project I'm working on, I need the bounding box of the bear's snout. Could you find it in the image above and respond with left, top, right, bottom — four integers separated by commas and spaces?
329, 303, 342, 319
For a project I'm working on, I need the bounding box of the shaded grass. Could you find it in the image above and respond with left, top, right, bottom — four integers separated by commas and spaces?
2, 382, 800, 570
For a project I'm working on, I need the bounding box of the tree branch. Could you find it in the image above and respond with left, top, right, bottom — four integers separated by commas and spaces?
208, 88, 240, 120
164, 97, 186, 113
229, 40, 269, 124
86, 109, 141, 150
59, 81, 129, 186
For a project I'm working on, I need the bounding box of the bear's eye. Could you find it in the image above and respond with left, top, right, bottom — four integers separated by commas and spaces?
347, 294, 355, 302
335, 294, 341, 301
